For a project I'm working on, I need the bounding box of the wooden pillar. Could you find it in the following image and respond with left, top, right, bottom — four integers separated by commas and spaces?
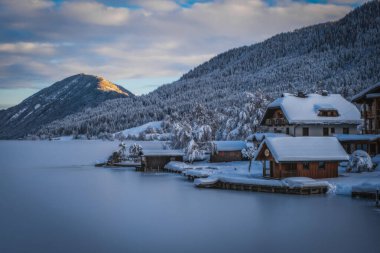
262, 160, 266, 177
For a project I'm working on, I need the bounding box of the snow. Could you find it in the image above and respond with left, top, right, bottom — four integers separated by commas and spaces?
264, 93, 361, 124
323, 170, 380, 195
142, 149, 184, 156
282, 177, 331, 188
212, 141, 247, 152
195, 175, 331, 188
34, 104, 41, 110
257, 137, 349, 162
164, 161, 193, 172
118, 121, 163, 138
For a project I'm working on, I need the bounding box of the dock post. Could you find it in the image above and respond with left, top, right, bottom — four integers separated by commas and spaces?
376, 190, 379, 208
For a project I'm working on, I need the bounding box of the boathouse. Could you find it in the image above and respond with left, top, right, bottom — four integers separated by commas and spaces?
210, 141, 247, 163
140, 150, 184, 171
255, 137, 349, 179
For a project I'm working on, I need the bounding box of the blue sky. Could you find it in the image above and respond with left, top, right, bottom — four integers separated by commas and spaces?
0, 0, 367, 109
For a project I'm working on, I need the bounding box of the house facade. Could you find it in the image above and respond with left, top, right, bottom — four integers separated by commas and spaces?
260, 92, 361, 137
255, 137, 349, 179
351, 82, 380, 134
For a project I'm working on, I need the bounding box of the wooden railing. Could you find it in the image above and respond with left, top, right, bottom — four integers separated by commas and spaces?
265, 118, 287, 126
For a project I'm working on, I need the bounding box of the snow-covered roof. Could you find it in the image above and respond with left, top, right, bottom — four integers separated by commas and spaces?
212, 141, 247, 151
352, 82, 380, 103
263, 93, 361, 125
256, 137, 349, 162
142, 149, 184, 156
334, 134, 380, 142
247, 132, 289, 142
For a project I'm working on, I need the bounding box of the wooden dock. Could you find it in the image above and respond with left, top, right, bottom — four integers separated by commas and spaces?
95, 162, 141, 169
352, 189, 380, 207
195, 180, 328, 195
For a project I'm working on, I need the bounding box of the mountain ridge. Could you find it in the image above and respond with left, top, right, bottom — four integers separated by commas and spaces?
0, 73, 133, 139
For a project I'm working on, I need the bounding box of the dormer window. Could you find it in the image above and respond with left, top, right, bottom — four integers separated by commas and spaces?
318, 109, 339, 117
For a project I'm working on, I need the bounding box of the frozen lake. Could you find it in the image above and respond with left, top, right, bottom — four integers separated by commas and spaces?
0, 141, 380, 253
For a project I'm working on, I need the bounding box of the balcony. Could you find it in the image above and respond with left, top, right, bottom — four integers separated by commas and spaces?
265, 118, 287, 126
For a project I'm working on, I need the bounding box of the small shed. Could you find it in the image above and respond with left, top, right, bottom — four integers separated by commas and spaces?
255, 137, 349, 179
140, 150, 184, 171
210, 141, 247, 163
335, 134, 380, 156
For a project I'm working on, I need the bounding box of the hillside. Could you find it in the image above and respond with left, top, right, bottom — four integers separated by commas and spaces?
20, 1, 380, 139
0, 74, 133, 139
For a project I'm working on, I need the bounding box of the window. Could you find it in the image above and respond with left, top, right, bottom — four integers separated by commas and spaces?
323, 127, 329, 136
286, 127, 289, 135
330, 128, 335, 134
318, 109, 339, 117
302, 127, 309, 136
303, 162, 310, 170
343, 128, 349, 134
318, 162, 325, 170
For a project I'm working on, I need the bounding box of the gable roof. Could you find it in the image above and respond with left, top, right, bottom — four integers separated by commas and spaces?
212, 141, 247, 152
351, 82, 380, 103
261, 93, 361, 125
255, 137, 349, 162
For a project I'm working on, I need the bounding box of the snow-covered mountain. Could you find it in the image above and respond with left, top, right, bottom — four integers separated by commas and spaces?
0, 74, 133, 139
5, 0, 380, 140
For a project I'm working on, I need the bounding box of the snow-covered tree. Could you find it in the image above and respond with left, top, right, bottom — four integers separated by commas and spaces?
348, 150, 373, 173
185, 139, 204, 163
129, 143, 143, 158
242, 146, 256, 173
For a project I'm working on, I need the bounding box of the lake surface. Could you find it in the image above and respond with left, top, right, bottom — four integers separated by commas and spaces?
0, 141, 379, 253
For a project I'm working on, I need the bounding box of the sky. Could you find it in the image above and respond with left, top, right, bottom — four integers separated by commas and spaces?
0, 0, 368, 109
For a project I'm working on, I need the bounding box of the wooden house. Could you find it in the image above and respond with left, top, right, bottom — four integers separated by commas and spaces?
335, 134, 380, 156
255, 137, 349, 179
140, 150, 184, 171
210, 141, 247, 163
351, 82, 380, 134
260, 92, 361, 137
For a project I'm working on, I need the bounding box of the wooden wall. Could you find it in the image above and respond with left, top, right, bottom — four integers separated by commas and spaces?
272, 162, 338, 179
141, 156, 183, 171
210, 151, 243, 163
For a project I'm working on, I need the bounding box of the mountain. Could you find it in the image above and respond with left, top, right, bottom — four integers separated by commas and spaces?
10, 0, 380, 139
0, 74, 133, 139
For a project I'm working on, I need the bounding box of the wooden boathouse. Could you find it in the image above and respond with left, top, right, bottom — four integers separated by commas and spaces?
210, 141, 247, 163
255, 137, 349, 179
139, 150, 184, 171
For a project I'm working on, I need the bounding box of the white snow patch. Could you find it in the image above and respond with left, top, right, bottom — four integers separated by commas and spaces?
34, 104, 41, 110
118, 121, 162, 138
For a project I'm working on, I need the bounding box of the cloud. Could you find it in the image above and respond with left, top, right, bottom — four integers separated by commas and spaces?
61, 1, 130, 26
0, 0, 355, 98
0, 42, 56, 55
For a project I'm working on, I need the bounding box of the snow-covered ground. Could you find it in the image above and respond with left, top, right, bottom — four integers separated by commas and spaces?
118, 121, 162, 138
